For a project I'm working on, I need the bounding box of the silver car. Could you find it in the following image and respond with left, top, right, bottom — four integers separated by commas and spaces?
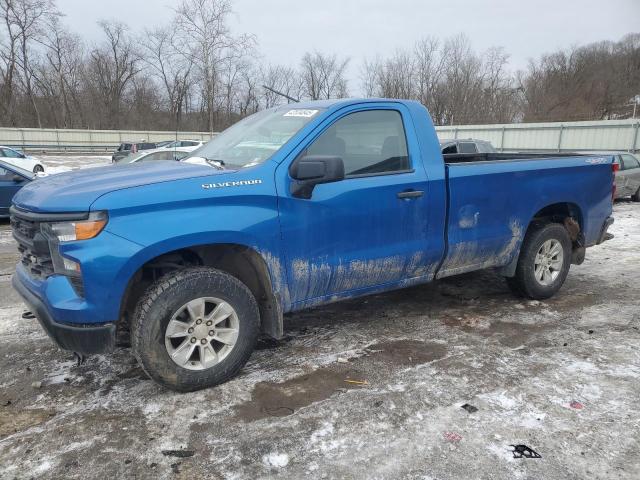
615, 152, 640, 201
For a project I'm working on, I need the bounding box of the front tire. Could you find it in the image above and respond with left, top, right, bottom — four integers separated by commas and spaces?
131, 267, 259, 392
33, 164, 44, 173
632, 187, 640, 202
506, 222, 572, 300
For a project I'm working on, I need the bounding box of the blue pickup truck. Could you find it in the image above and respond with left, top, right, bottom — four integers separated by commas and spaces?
10, 99, 615, 391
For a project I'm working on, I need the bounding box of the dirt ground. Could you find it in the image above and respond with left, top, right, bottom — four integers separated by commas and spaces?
0, 156, 639, 479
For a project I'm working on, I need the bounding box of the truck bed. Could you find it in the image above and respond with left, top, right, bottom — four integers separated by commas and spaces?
436, 154, 614, 279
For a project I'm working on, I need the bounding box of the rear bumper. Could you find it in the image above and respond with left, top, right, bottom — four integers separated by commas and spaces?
12, 273, 115, 355
597, 216, 614, 244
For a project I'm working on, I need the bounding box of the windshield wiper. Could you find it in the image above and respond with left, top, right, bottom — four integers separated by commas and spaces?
203, 158, 225, 169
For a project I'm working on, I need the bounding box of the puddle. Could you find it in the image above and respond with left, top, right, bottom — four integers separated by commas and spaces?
442, 315, 553, 349
233, 367, 366, 422
0, 408, 54, 437
234, 339, 447, 422
366, 340, 448, 366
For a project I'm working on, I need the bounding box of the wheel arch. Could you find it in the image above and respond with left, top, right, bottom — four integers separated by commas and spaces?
499, 201, 585, 277
118, 242, 284, 344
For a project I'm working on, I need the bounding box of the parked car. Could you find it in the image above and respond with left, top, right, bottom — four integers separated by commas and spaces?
616, 153, 640, 200
160, 140, 204, 151
0, 146, 45, 173
11, 99, 614, 392
113, 148, 192, 165
0, 160, 34, 217
111, 141, 157, 162
582, 151, 640, 200
440, 138, 496, 154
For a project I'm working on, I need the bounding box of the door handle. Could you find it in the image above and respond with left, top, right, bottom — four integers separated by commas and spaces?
397, 190, 424, 199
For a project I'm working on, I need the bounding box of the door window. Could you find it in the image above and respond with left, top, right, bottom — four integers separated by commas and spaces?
621, 154, 640, 170
442, 144, 457, 154
2, 148, 22, 158
306, 110, 410, 176
0, 167, 12, 180
139, 151, 174, 162
458, 142, 477, 154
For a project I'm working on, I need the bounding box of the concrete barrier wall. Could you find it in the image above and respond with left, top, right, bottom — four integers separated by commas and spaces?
1, 118, 639, 153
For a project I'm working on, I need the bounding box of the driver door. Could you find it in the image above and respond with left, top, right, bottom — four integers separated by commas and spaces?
276, 105, 438, 307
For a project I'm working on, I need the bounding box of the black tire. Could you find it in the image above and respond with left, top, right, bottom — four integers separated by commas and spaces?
506, 222, 572, 300
632, 187, 640, 202
33, 164, 44, 173
131, 267, 259, 392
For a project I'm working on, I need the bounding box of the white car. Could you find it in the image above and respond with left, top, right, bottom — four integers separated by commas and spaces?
0, 146, 45, 173
159, 140, 204, 152
113, 147, 193, 165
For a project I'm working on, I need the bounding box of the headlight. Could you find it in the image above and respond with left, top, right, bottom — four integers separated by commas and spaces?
40, 211, 108, 280
42, 211, 108, 242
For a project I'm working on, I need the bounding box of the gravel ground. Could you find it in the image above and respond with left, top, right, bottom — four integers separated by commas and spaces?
0, 155, 638, 479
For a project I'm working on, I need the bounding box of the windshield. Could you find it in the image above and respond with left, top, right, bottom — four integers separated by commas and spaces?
188, 107, 323, 168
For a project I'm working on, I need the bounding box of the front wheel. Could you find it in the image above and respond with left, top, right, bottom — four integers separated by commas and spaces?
131, 267, 259, 392
506, 222, 572, 300
33, 164, 44, 173
632, 187, 640, 202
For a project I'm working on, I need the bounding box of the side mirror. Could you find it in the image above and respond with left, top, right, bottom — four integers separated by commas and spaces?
12, 174, 25, 183
289, 155, 345, 199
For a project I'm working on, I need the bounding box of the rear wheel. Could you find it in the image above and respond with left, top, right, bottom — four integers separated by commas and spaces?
131, 267, 259, 392
506, 222, 572, 300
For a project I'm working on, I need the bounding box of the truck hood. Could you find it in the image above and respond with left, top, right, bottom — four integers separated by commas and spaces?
12, 161, 229, 213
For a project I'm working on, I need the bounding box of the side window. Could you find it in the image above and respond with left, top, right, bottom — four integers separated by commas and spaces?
476, 142, 494, 153
458, 142, 477, 154
0, 149, 6, 157
140, 152, 170, 162
0, 167, 16, 180
306, 110, 410, 176
3, 148, 21, 158
442, 144, 457, 154
173, 151, 189, 160
621, 154, 640, 170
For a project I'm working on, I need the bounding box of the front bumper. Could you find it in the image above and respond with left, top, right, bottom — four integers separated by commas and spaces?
13, 273, 115, 354
597, 216, 614, 244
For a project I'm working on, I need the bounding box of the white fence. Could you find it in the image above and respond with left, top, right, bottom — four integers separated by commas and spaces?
435, 118, 640, 153
1, 118, 639, 153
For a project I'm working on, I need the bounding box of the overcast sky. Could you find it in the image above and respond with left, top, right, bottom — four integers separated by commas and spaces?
58, 0, 639, 93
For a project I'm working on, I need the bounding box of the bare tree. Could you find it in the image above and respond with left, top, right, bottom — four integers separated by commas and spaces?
36, 15, 84, 127
300, 51, 349, 100
141, 26, 193, 130
173, 0, 255, 131
1, 0, 59, 127
0, 0, 20, 124
86, 20, 140, 129
261, 64, 302, 107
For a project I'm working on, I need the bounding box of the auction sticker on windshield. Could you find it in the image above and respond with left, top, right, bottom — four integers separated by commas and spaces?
283, 109, 318, 117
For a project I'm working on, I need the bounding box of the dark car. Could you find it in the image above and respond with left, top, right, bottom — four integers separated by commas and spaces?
0, 159, 34, 217
439, 138, 497, 154
111, 141, 157, 163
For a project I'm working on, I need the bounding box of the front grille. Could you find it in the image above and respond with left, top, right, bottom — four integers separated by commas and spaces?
10, 213, 54, 279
